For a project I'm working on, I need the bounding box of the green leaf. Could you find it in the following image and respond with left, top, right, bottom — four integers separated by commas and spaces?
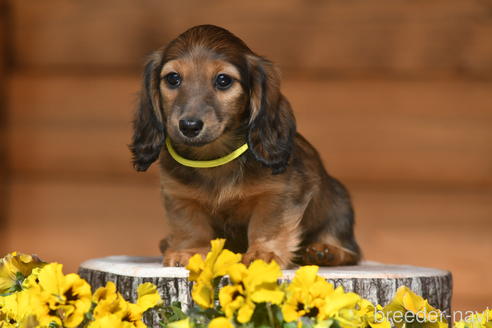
330, 319, 342, 328
48, 322, 60, 328
314, 319, 335, 328
300, 317, 314, 328
282, 322, 297, 328
274, 305, 284, 323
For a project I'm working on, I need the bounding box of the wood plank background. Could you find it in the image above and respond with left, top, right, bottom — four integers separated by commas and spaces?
2, 0, 491, 313
0, 0, 9, 249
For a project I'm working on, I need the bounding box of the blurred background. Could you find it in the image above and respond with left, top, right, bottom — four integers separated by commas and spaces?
0, 0, 491, 312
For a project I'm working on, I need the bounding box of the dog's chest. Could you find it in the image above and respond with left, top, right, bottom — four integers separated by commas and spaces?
161, 171, 258, 213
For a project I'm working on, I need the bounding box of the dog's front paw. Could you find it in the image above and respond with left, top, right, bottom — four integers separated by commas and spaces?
243, 247, 290, 268
162, 247, 209, 267
301, 242, 359, 266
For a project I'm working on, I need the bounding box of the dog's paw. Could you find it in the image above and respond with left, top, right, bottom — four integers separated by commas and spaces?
301, 243, 358, 266
162, 247, 209, 267
242, 248, 290, 268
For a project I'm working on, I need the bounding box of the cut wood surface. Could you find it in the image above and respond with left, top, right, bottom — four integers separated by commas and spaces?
78, 256, 452, 327
7, 74, 492, 186
10, 0, 492, 77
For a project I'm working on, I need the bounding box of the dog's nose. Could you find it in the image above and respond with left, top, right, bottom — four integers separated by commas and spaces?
179, 119, 204, 138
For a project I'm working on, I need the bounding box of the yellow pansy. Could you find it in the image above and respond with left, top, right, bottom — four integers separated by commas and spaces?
282, 266, 334, 322
227, 263, 248, 285
213, 249, 242, 278
92, 281, 162, 328
191, 270, 214, 309
357, 299, 391, 328
236, 301, 255, 324
21, 267, 42, 290
209, 316, 234, 328
335, 308, 365, 328
186, 239, 242, 281
168, 317, 192, 328
93, 281, 118, 303
219, 260, 283, 323
0, 289, 39, 328
31, 263, 92, 328
120, 303, 147, 328
317, 286, 365, 328
93, 282, 127, 319
244, 260, 284, 304
0, 252, 44, 294
383, 286, 448, 328
136, 282, 163, 311
219, 284, 246, 318
187, 254, 205, 282
87, 314, 135, 328
323, 286, 361, 318
187, 239, 242, 309
455, 309, 492, 328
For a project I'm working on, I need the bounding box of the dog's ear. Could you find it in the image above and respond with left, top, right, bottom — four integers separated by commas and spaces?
130, 52, 166, 172
247, 55, 296, 174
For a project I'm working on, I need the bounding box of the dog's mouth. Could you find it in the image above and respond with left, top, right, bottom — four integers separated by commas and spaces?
179, 136, 215, 147
169, 126, 223, 148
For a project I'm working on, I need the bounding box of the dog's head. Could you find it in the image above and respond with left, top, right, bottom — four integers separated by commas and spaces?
130, 25, 296, 174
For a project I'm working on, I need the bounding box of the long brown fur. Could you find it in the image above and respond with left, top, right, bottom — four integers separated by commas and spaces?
130, 25, 361, 268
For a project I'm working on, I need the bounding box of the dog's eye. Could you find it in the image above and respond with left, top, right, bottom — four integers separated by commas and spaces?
164, 72, 181, 88
215, 74, 233, 90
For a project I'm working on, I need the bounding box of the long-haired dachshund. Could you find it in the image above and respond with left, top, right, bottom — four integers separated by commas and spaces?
130, 25, 361, 268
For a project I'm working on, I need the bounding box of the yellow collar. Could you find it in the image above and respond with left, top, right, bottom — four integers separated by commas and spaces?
165, 137, 249, 168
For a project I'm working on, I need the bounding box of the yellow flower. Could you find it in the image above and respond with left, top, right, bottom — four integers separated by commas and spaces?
191, 269, 214, 309
227, 263, 248, 285
120, 303, 147, 328
213, 249, 242, 278
383, 286, 447, 328
455, 309, 492, 328
219, 260, 284, 323
323, 286, 361, 317
93, 282, 127, 319
168, 317, 192, 328
93, 281, 118, 303
357, 299, 391, 328
187, 239, 242, 309
21, 267, 42, 290
219, 284, 246, 318
136, 282, 163, 311
0, 252, 44, 294
244, 260, 284, 304
186, 239, 242, 281
0, 289, 39, 327
92, 281, 162, 328
31, 263, 92, 328
282, 266, 366, 327
209, 316, 234, 328
187, 254, 205, 282
87, 314, 135, 328
282, 266, 334, 322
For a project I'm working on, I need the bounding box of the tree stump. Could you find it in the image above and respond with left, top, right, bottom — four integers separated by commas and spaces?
78, 256, 452, 327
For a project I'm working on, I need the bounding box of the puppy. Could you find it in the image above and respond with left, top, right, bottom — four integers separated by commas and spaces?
130, 25, 361, 268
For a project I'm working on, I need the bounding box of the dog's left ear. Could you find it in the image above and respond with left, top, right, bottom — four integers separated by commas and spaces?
247, 55, 296, 174
130, 52, 166, 172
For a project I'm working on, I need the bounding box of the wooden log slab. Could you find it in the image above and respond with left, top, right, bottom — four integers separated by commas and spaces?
78, 256, 452, 327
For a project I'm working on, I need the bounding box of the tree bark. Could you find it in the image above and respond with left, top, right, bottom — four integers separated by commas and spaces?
78, 256, 452, 328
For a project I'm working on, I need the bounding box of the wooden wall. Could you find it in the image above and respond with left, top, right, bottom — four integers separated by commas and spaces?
3, 0, 492, 312
0, 0, 9, 254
